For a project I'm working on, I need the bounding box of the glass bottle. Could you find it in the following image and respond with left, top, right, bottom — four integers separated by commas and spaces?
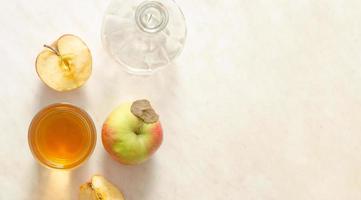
102, 0, 187, 75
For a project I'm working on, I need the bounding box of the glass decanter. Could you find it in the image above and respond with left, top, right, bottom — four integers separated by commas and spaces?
102, 0, 187, 75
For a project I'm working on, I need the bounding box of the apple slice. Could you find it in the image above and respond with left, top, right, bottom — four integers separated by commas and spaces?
79, 175, 125, 200
79, 183, 98, 200
36, 34, 92, 91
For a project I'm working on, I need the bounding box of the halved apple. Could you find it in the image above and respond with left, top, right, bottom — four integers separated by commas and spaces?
79, 175, 125, 200
36, 34, 92, 91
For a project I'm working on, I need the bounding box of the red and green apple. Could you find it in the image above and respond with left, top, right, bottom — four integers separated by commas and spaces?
102, 99, 163, 165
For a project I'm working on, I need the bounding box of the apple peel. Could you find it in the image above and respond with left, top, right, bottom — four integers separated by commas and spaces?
130, 99, 159, 123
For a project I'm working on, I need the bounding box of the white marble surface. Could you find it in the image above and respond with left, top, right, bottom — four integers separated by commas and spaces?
1, 0, 361, 199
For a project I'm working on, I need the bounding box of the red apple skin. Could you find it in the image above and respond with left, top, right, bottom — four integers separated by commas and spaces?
149, 123, 163, 154
102, 103, 163, 165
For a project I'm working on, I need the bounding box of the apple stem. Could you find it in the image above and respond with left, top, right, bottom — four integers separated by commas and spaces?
43, 44, 60, 56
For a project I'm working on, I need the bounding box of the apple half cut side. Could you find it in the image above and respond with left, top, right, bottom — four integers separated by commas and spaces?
79, 175, 125, 200
36, 34, 92, 91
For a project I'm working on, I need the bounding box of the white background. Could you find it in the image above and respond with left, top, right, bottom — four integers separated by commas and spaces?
1, 0, 361, 199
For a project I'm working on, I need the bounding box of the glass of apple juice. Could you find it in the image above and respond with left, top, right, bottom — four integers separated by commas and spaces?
28, 103, 96, 169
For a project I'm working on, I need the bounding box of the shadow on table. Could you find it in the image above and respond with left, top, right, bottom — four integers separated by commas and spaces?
28, 161, 89, 200
33, 83, 89, 112
101, 152, 156, 200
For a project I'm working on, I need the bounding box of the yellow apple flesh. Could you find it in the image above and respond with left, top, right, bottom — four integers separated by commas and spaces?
36, 34, 92, 91
79, 175, 125, 200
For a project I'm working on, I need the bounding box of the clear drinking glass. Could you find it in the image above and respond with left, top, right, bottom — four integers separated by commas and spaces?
28, 103, 96, 169
101, 0, 187, 75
